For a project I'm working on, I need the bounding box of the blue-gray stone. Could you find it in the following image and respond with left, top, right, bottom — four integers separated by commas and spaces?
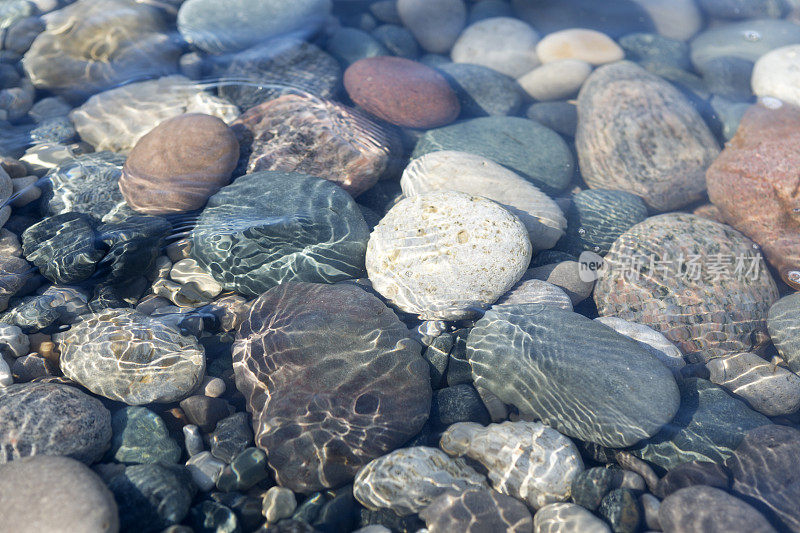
191, 501, 241, 533
690, 19, 800, 72
767, 292, 800, 374
619, 33, 691, 70
22, 212, 103, 284
526, 102, 578, 137
371, 24, 419, 59
697, 0, 784, 19
436, 62, 524, 118
210, 412, 254, 463
108, 406, 181, 465
215, 447, 269, 492
512, 0, 655, 38
326, 27, 389, 65
469, 0, 513, 23
40, 152, 126, 219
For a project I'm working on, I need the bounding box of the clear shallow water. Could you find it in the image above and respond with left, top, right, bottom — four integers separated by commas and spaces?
0, 1, 799, 532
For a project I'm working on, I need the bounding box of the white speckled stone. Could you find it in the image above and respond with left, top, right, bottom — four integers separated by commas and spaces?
366, 191, 531, 320
707, 352, 800, 417
0, 324, 29, 358
494, 279, 573, 310
752, 45, 800, 108
440, 421, 584, 509
451, 17, 540, 78
401, 151, 566, 251
536, 29, 624, 65
595, 317, 686, 375
517, 59, 592, 101
533, 502, 611, 533
397, 0, 467, 54
353, 446, 488, 516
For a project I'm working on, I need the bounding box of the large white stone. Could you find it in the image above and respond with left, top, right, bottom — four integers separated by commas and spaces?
440, 421, 584, 509
366, 191, 532, 320
451, 17, 540, 78
401, 151, 566, 251
752, 44, 800, 108
397, 0, 467, 54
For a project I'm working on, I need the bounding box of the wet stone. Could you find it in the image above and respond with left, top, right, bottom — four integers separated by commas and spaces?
180, 395, 232, 433
536, 29, 624, 65
215, 447, 269, 492
619, 33, 691, 70
467, 305, 680, 448
191, 501, 240, 533
533, 502, 611, 533
233, 282, 431, 493
656, 461, 730, 498
54, 308, 205, 405
420, 488, 533, 533
571, 466, 623, 512
659, 485, 777, 533
430, 384, 490, 428
598, 489, 642, 533
353, 446, 488, 516
526, 102, 578, 137
397, 0, 466, 54
435, 62, 524, 118
40, 152, 126, 220
595, 317, 687, 376
451, 16, 540, 78
108, 406, 181, 465
0, 382, 111, 464
325, 27, 389, 66
209, 413, 254, 463
768, 293, 800, 373
10, 353, 57, 381
263, 486, 297, 523
186, 451, 224, 492
512, 0, 655, 38
190, 171, 369, 297
371, 24, 420, 59
494, 278, 574, 310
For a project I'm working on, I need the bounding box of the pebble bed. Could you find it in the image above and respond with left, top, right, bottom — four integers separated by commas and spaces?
0, 1, 798, 532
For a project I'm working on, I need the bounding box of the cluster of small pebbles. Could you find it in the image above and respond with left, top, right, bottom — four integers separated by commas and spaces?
0, 0, 799, 532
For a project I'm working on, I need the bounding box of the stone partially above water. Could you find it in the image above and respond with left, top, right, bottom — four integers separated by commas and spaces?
233, 282, 431, 493
54, 308, 205, 405
467, 304, 680, 448
190, 171, 369, 296
366, 191, 531, 321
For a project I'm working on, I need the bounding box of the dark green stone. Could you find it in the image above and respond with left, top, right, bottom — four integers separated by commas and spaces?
108, 406, 181, 465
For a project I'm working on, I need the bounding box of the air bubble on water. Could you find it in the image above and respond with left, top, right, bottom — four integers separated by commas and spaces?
743, 30, 762, 42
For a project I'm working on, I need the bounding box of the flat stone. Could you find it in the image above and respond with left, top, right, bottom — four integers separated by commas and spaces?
451, 17, 540, 78
631, 378, 771, 470
768, 293, 800, 373
517, 59, 592, 101
440, 421, 584, 509
353, 446, 488, 516
0, 382, 111, 464
537, 29, 624, 65
70, 75, 239, 153
533, 502, 611, 533
725, 425, 800, 532
467, 305, 680, 447
421, 489, 533, 533
190, 171, 369, 296
41, 152, 126, 220
576, 61, 719, 211
436, 62, 524, 117
345, 57, 460, 128
397, 0, 466, 54
231, 93, 398, 196
412, 116, 574, 194
706, 103, 800, 286
594, 214, 779, 362
54, 308, 205, 405
325, 27, 388, 65
233, 282, 431, 493
595, 317, 686, 375
109, 406, 181, 464
366, 191, 531, 320
660, 486, 777, 533
526, 102, 578, 137
401, 150, 566, 251
177, 0, 332, 55
656, 461, 730, 497
0, 456, 118, 533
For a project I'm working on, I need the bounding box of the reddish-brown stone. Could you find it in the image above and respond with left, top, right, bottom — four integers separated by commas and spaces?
120, 113, 239, 215
706, 103, 800, 287
344, 56, 460, 128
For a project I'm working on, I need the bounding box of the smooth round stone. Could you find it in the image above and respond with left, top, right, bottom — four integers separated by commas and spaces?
558, 189, 649, 256
412, 116, 574, 194
700, 55, 754, 101
620, 33, 691, 70
215, 39, 341, 111
660, 486, 777, 533
371, 0, 401, 24
231, 93, 397, 196
191, 501, 239, 533
0, 324, 27, 357
22, 0, 179, 99
698, 0, 784, 19
576, 61, 719, 211
725, 425, 800, 532
421, 489, 533, 533
594, 214, 779, 362
533, 502, 611, 533
708, 352, 800, 417
430, 384, 490, 428
120, 113, 238, 215
598, 489, 642, 533
366, 191, 531, 320
344, 57, 460, 128
325, 27, 389, 65
397, 0, 466, 54
571, 466, 623, 511
353, 446, 488, 516
435, 62, 524, 117
170, 259, 223, 301
54, 308, 205, 405
512, 0, 655, 39
190, 171, 369, 296
0, 382, 111, 464
177, 0, 332, 55
451, 17, 540, 78
536, 29, 624, 65
518, 59, 592, 101
70, 75, 240, 153
233, 282, 431, 493
524, 261, 594, 305
0, 456, 118, 533
109, 406, 181, 465
595, 317, 686, 375
467, 305, 680, 448
41, 152, 126, 219
753, 45, 800, 108
401, 151, 566, 251
0, 254, 33, 312
209, 412, 253, 463
440, 421, 584, 509
216, 447, 269, 491
494, 279, 573, 310
526, 101, 578, 137
768, 293, 800, 373
706, 103, 800, 285
108, 463, 195, 533
630, 378, 770, 470
371, 24, 419, 59
263, 487, 297, 524
630, 0, 702, 41
656, 461, 730, 497
690, 19, 800, 73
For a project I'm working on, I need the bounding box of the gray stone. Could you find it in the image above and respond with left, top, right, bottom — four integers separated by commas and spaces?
526, 101, 578, 137
372, 25, 419, 59
533, 502, 611, 533
325, 27, 388, 65
421, 488, 533, 533
595, 317, 686, 376
398, 0, 466, 54
767, 292, 800, 374
210, 412, 253, 463
494, 279, 573, 311
656, 460, 730, 497
109, 406, 181, 464
40, 152, 126, 219
598, 489, 642, 533
451, 16, 540, 78
263, 486, 297, 523
698, 0, 784, 19
186, 451, 225, 492
690, 19, 800, 72
524, 262, 594, 306
436, 62, 524, 117
660, 486, 777, 533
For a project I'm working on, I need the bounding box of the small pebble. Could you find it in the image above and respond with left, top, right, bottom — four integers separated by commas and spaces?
263, 486, 298, 523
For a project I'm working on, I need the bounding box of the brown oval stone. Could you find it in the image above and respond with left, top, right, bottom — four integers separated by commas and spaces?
706, 102, 800, 287
120, 113, 239, 215
344, 56, 460, 128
